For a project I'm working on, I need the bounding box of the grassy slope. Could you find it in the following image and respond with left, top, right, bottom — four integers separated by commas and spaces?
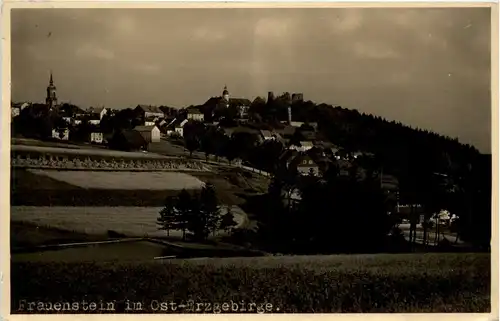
11, 253, 490, 313
11, 168, 267, 207
10, 221, 108, 249
11, 169, 203, 206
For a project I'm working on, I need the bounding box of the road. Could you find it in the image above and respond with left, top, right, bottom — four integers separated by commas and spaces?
398, 223, 463, 246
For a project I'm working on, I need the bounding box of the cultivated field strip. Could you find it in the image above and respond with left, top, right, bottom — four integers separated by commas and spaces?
11, 144, 177, 160
27, 170, 206, 190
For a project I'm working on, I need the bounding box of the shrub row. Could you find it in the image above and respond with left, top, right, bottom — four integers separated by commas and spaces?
11, 155, 208, 171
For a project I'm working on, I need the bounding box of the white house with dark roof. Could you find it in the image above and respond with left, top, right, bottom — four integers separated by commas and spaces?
135, 105, 164, 119
89, 131, 104, 144
186, 107, 204, 121
134, 125, 161, 143
163, 118, 188, 137
85, 106, 107, 120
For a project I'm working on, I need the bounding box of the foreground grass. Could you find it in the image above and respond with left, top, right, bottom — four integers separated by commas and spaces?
11, 253, 490, 313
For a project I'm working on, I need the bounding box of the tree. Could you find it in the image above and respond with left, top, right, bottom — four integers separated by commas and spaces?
213, 131, 229, 162
231, 131, 258, 160
157, 196, 178, 237
223, 136, 240, 165
37, 115, 54, 139
183, 121, 205, 157
249, 96, 267, 117
176, 189, 193, 241
199, 183, 221, 238
251, 139, 284, 173
220, 206, 238, 234
182, 183, 221, 241
201, 128, 216, 161
185, 136, 201, 157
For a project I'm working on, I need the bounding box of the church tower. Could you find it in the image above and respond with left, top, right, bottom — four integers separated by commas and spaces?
46, 72, 58, 111
222, 85, 230, 102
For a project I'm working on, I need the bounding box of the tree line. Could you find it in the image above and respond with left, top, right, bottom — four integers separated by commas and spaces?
157, 183, 237, 241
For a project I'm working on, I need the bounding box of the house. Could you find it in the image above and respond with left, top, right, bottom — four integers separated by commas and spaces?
299, 122, 318, 130
174, 120, 188, 137
260, 130, 276, 141
89, 131, 104, 144
321, 145, 341, 159
163, 118, 188, 137
289, 141, 314, 152
135, 105, 164, 119
74, 117, 83, 125
290, 153, 320, 176
202, 86, 252, 121
134, 125, 161, 143
144, 116, 160, 126
87, 107, 107, 120
109, 130, 148, 152
88, 114, 101, 125
222, 126, 260, 140
158, 119, 168, 127
299, 130, 317, 142
290, 121, 305, 128
186, 107, 204, 121
159, 106, 178, 118
237, 105, 250, 119
11, 106, 20, 119
51, 128, 69, 140
274, 125, 296, 139
11, 102, 30, 119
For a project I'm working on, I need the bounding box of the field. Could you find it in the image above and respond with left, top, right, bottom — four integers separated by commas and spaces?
11, 137, 101, 150
11, 167, 268, 207
11, 206, 246, 238
12, 143, 175, 160
11, 253, 490, 313
26, 169, 205, 190
9, 142, 492, 313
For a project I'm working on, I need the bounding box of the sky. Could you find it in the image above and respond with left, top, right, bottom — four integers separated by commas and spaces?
11, 8, 491, 153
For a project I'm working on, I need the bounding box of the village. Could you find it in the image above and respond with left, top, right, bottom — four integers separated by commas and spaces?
11, 74, 402, 192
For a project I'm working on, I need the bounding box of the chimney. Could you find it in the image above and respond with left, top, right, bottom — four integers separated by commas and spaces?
287, 106, 292, 125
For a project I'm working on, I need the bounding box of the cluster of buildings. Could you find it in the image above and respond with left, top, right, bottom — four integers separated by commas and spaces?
11, 75, 399, 194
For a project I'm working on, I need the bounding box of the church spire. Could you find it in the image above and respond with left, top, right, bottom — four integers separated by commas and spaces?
222, 84, 229, 103
46, 70, 58, 110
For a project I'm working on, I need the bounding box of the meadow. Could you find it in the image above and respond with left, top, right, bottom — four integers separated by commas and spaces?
11, 206, 246, 238
11, 253, 491, 313
11, 167, 266, 206
27, 169, 206, 190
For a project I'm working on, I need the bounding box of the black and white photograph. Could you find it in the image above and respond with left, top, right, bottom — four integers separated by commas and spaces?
4, 4, 496, 315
